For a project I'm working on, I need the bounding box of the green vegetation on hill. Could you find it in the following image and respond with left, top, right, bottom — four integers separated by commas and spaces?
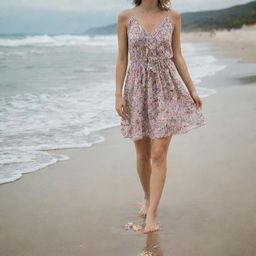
182, 1, 256, 31
84, 1, 256, 35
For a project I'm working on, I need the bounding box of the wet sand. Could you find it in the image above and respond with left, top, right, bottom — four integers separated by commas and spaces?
1, 40, 256, 255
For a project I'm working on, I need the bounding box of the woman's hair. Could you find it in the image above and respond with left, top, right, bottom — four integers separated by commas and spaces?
131, 0, 171, 10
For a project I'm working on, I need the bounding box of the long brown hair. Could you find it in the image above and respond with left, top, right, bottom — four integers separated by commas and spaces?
131, 0, 171, 10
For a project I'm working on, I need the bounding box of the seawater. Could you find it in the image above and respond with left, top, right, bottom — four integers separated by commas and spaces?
0, 34, 226, 184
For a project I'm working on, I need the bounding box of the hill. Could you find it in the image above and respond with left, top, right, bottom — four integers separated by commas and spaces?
182, 0, 256, 31
84, 1, 256, 35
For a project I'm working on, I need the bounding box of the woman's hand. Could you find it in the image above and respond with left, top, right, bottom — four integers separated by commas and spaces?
115, 95, 129, 120
190, 91, 203, 110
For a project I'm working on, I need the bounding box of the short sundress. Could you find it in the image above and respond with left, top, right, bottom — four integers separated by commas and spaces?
120, 11, 206, 141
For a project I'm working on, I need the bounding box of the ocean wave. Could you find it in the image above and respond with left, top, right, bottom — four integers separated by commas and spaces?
0, 34, 117, 47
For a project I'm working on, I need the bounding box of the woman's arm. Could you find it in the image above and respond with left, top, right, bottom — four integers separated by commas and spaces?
115, 10, 129, 119
171, 10, 203, 110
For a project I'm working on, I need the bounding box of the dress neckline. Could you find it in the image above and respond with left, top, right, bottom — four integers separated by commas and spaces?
129, 13, 171, 36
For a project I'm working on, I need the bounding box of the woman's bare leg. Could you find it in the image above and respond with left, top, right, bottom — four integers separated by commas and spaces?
134, 135, 152, 216
143, 135, 172, 233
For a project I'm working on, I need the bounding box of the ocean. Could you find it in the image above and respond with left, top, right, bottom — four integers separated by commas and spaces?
0, 34, 226, 184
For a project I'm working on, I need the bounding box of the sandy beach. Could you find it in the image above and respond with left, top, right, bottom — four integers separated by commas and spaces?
1, 31, 256, 256
181, 25, 256, 63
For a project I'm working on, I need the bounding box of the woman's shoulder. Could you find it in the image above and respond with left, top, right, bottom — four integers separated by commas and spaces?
168, 8, 180, 18
117, 8, 136, 28
168, 8, 181, 23
117, 8, 134, 21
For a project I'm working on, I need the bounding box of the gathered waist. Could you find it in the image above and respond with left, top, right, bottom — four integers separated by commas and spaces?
130, 56, 174, 63
129, 56, 174, 72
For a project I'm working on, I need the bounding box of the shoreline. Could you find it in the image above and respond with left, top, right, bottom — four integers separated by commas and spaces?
1, 29, 256, 186
0, 38, 225, 186
1, 26, 255, 186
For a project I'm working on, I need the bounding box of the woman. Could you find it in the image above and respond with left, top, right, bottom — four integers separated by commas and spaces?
115, 0, 206, 233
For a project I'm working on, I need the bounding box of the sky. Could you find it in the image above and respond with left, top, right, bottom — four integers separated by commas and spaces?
0, 0, 252, 33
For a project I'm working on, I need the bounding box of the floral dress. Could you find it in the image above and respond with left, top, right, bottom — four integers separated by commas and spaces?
120, 13, 206, 141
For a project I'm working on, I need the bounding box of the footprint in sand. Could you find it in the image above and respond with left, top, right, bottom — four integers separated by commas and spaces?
124, 222, 143, 231
137, 251, 153, 256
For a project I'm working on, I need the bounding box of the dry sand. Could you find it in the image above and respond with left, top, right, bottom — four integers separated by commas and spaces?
1, 34, 256, 256
181, 26, 256, 63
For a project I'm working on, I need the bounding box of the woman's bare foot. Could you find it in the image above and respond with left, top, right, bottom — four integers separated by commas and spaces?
137, 199, 150, 217
143, 210, 160, 233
